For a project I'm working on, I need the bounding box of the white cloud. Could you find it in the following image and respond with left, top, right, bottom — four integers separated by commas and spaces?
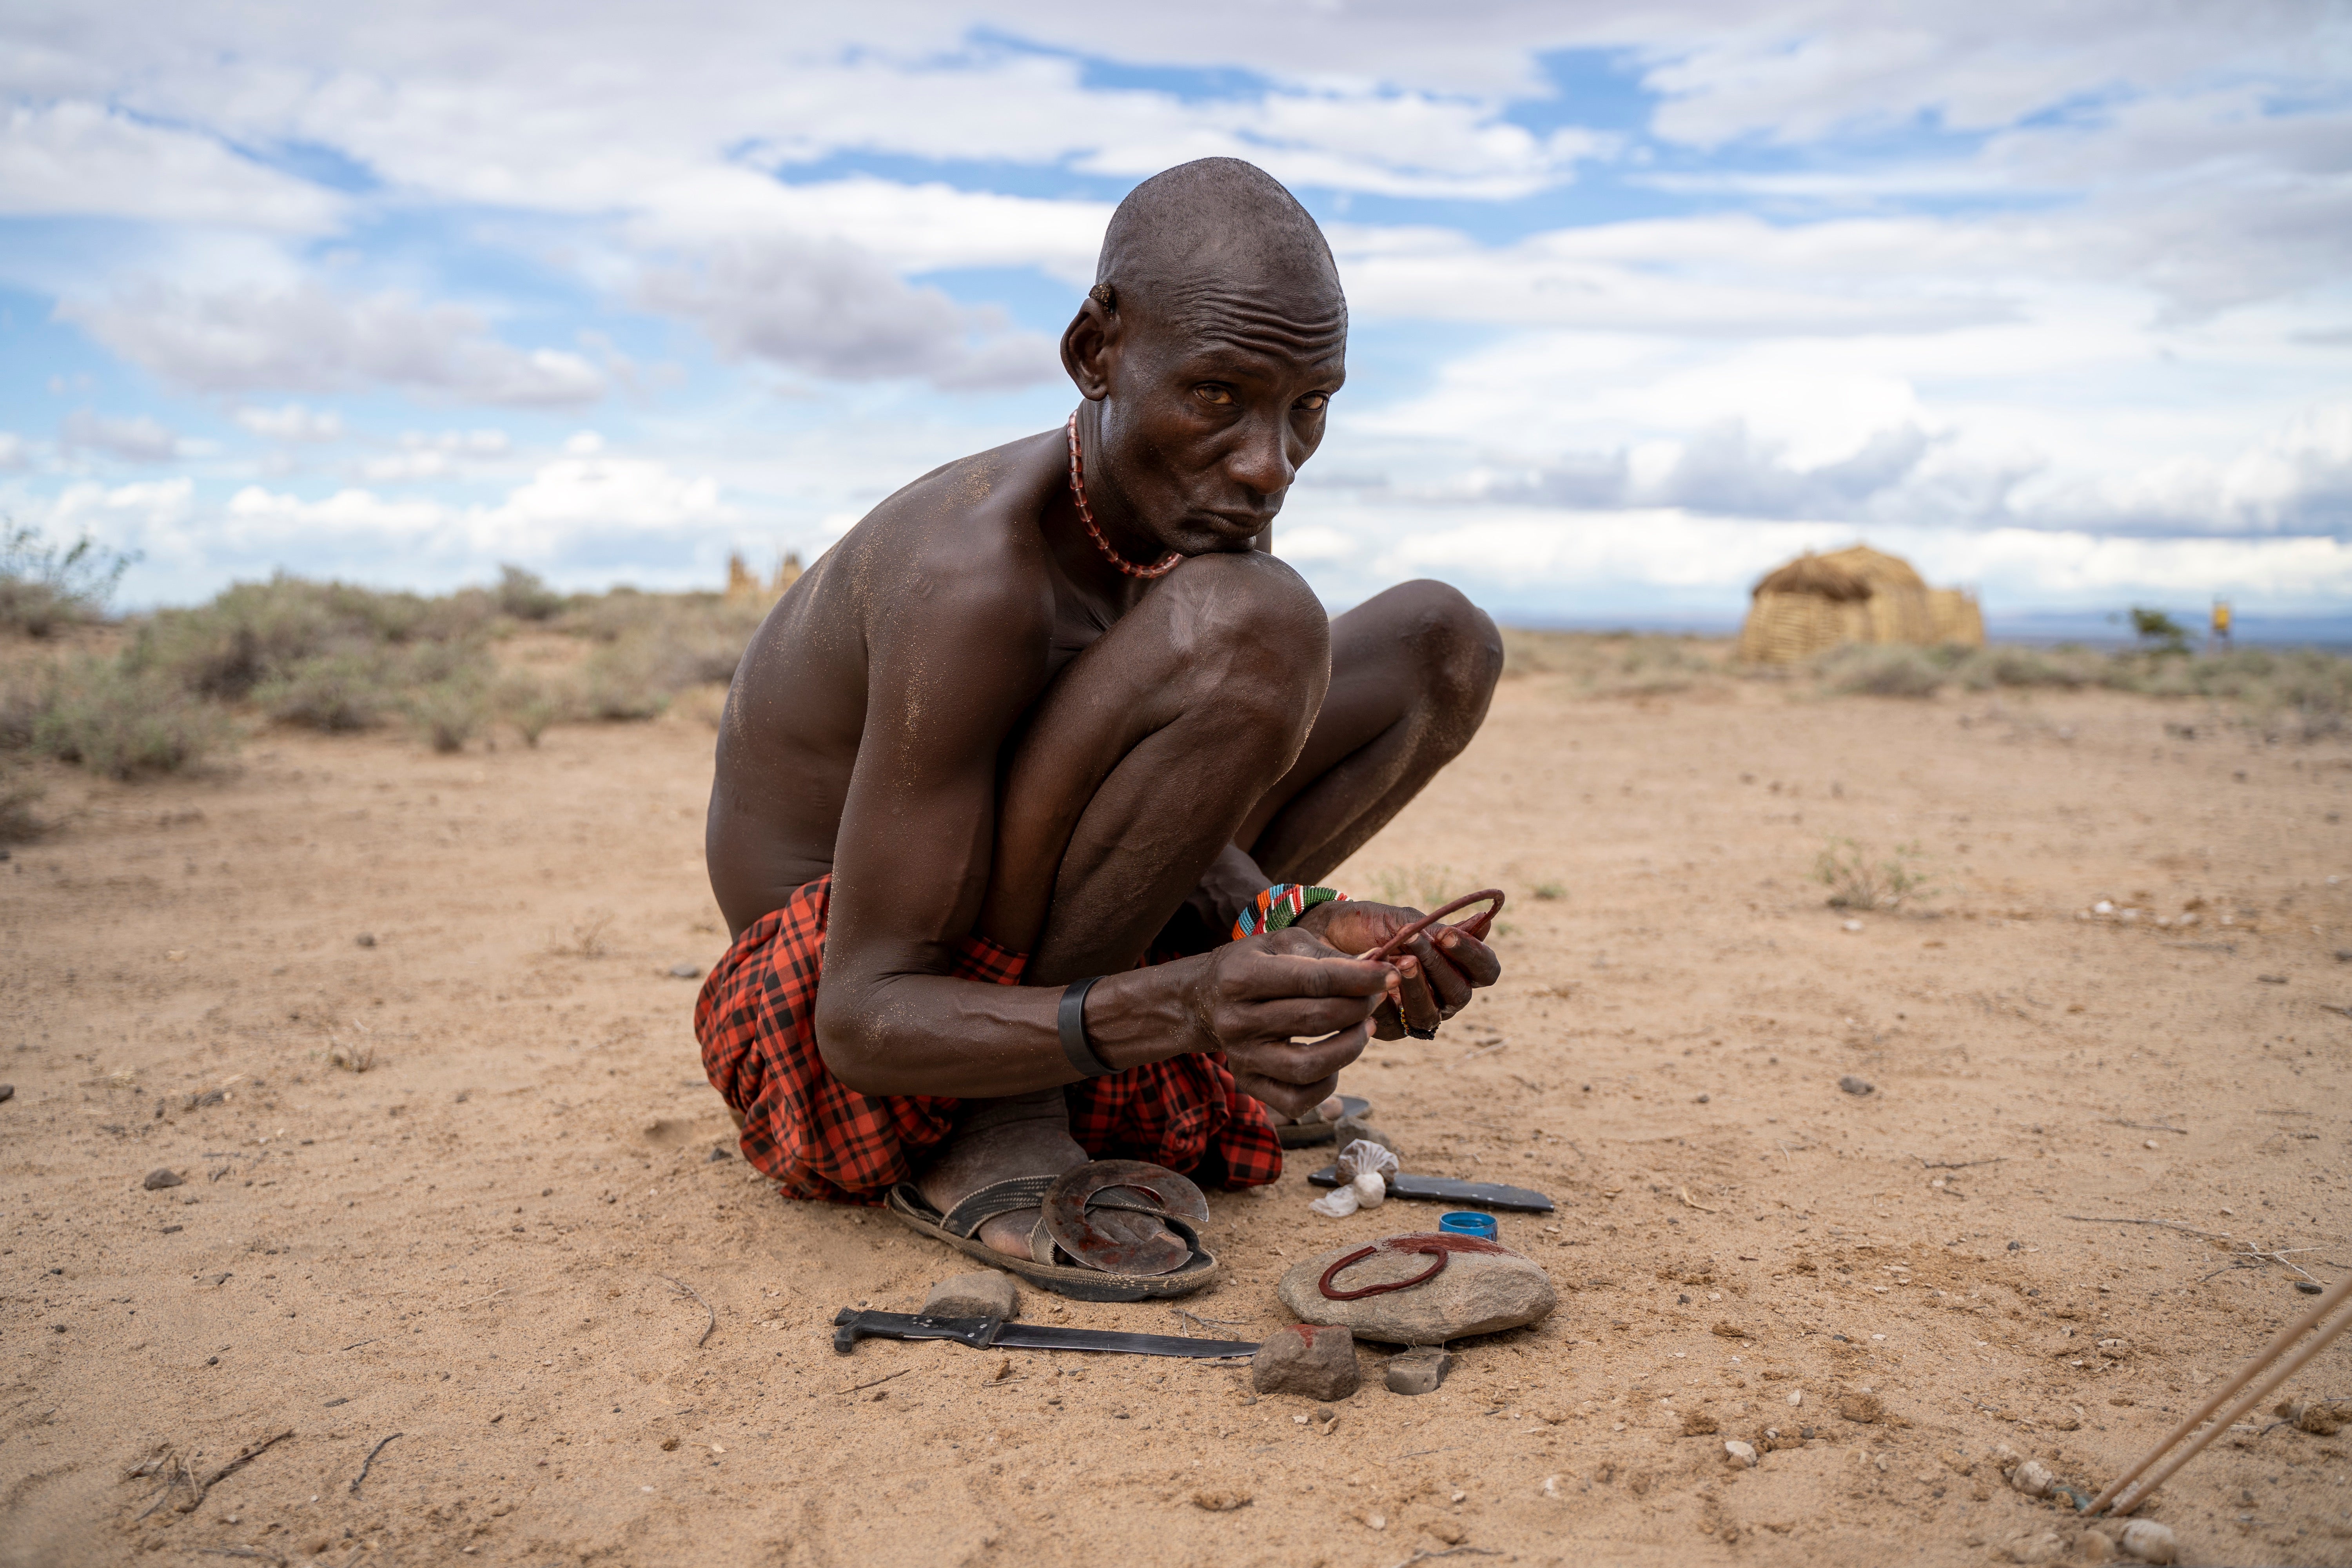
234, 402, 345, 442
60, 409, 184, 462
0, 100, 341, 231
0, 431, 28, 470
58, 281, 604, 405
636, 232, 1058, 390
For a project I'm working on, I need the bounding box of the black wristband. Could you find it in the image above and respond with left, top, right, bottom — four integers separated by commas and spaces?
1057, 975, 1117, 1080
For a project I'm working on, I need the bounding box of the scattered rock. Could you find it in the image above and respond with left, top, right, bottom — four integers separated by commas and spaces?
1191, 1489, 1251, 1512
1681, 1409, 1720, 1436
1838, 1075, 1875, 1096
142, 1168, 183, 1191
1279, 1235, 1557, 1345
2078, 1528, 2115, 1564
2004, 1530, 2065, 1565
1251, 1324, 1361, 1400
0, 1083, 13, 1104
1836, 1391, 1885, 1424
2296, 1280, 2324, 1295
1311, 1405, 1340, 1435
1722, 1439, 1757, 1467
1787, 1389, 1804, 1406
706, 1145, 732, 1163
1334, 1115, 1400, 1158
668, 962, 702, 979
922, 1271, 1020, 1322
354, 933, 376, 948
1384, 1347, 1453, 1396
2008, 1458, 2056, 1499
2118, 1519, 2178, 1564
2286, 1397, 2349, 1435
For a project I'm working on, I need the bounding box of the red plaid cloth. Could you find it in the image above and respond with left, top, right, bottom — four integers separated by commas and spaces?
695, 875, 1283, 1203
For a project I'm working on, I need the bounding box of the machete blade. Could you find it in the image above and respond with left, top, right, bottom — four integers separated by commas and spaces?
1305, 1164, 1556, 1213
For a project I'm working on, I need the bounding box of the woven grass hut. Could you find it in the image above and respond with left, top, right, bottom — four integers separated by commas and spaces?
1736, 543, 1983, 663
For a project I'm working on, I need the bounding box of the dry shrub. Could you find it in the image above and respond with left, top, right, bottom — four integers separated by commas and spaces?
1816, 643, 1964, 697
1814, 838, 1933, 910
0, 522, 134, 638
1503, 629, 1730, 696
0, 764, 43, 842
18, 657, 235, 779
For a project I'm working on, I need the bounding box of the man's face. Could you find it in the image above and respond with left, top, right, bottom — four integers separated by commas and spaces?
1093, 277, 1347, 556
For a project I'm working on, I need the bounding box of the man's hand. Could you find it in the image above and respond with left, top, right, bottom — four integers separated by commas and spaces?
1295, 898, 1501, 1039
1186, 927, 1394, 1118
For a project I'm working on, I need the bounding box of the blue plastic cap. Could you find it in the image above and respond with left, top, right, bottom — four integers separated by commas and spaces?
1437, 1210, 1498, 1239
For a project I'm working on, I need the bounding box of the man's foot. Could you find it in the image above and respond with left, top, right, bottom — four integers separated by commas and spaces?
914, 1090, 1183, 1265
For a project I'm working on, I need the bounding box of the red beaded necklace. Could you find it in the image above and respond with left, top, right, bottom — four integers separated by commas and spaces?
1066, 411, 1181, 579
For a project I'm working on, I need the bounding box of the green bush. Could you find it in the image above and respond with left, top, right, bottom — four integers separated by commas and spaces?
24, 657, 235, 778
496, 565, 566, 621
408, 679, 486, 753
1, 522, 137, 638
581, 639, 671, 720
252, 651, 399, 731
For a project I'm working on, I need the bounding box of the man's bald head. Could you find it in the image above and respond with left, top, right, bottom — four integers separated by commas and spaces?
1093, 158, 1345, 335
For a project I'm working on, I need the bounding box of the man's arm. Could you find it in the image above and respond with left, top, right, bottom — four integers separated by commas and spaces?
808, 530, 1391, 1113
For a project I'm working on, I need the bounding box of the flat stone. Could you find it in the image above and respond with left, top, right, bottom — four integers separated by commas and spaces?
1838, 1075, 1875, 1096
142, 1168, 183, 1191
1334, 1115, 1401, 1159
1384, 1347, 1454, 1395
922, 1270, 1019, 1321
1279, 1234, 1557, 1345
1251, 1324, 1360, 1400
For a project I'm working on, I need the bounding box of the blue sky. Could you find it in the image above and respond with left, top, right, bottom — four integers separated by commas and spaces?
2, 2, 2348, 623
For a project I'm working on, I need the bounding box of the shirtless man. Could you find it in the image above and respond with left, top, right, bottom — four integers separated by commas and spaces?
697, 158, 1504, 1299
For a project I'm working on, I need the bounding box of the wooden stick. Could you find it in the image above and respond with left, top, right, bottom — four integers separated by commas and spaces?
2091, 1271, 2352, 1513
660, 1275, 716, 1348
2112, 1296, 2352, 1513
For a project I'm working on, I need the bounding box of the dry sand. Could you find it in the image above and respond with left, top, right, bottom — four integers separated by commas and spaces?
3, 673, 2348, 1566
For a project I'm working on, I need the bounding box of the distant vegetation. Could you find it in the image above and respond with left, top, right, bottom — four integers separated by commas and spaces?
1502, 626, 2352, 740
2, 526, 2347, 838
0, 530, 776, 819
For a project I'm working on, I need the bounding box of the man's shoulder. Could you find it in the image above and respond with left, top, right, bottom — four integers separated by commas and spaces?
828, 430, 1062, 638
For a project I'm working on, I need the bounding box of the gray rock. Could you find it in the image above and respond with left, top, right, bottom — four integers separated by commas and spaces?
354, 933, 376, 948
0, 1082, 13, 1104
1279, 1234, 1557, 1345
1334, 1115, 1401, 1159
922, 1270, 1019, 1321
1251, 1324, 1359, 1400
142, 1168, 183, 1191
1838, 1075, 1875, 1096
1384, 1347, 1454, 1395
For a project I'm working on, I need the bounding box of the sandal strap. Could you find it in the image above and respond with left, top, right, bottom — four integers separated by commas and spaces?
937, 1175, 1059, 1240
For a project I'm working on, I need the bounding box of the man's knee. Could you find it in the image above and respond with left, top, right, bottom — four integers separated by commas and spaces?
1155, 552, 1330, 732
1388, 579, 1503, 713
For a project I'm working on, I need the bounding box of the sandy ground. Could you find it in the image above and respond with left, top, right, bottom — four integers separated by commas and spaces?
3, 671, 2350, 1568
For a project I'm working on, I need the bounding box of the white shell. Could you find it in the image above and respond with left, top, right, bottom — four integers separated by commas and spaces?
1351, 1171, 1388, 1207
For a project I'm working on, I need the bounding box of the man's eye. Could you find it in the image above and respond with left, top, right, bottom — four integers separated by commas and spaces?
1195, 386, 1234, 406
1296, 393, 1330, 412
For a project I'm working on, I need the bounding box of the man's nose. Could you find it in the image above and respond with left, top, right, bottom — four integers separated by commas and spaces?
1226, 415, 1294, 498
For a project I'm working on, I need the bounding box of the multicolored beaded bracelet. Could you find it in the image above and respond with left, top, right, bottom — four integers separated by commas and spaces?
1230, 883, 1348, 941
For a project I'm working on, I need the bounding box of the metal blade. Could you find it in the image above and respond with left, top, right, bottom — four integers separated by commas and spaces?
989, 1322, 1257, 1358
1305, 1164, 1555, 1213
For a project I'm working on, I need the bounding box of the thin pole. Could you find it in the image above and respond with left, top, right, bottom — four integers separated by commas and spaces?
2090, 1271, 2352, 1514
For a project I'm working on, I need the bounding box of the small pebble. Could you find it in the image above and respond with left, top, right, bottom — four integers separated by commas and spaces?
1385, 1347, 1454, 1396
922, 1271, 1020, 1322
354, 933, 376, 947
0, 1083, 14, 1104
2295, 1280, 2323, 1295
1722, 1439, 1757, 1467
1252, 1324, 1360, 1401
2119, 1519, 2178, 1564
2008, 1457, 2056, 1499
1787, 1389, 1803, 1406
1838, 1075, 1875, 1096
668, 962, 701, 979
142, 1168, 184, 1191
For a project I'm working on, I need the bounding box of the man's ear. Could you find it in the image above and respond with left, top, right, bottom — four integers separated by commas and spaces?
1059, 292, 1118, 400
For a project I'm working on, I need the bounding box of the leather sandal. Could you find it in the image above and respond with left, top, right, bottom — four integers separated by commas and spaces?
884, 1159, 1218, 1303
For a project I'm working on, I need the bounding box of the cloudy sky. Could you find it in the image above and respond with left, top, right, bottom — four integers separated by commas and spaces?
3, 3, 2348, 625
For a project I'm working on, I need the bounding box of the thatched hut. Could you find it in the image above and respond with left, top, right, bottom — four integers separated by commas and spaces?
1736, 543, 1982, 663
